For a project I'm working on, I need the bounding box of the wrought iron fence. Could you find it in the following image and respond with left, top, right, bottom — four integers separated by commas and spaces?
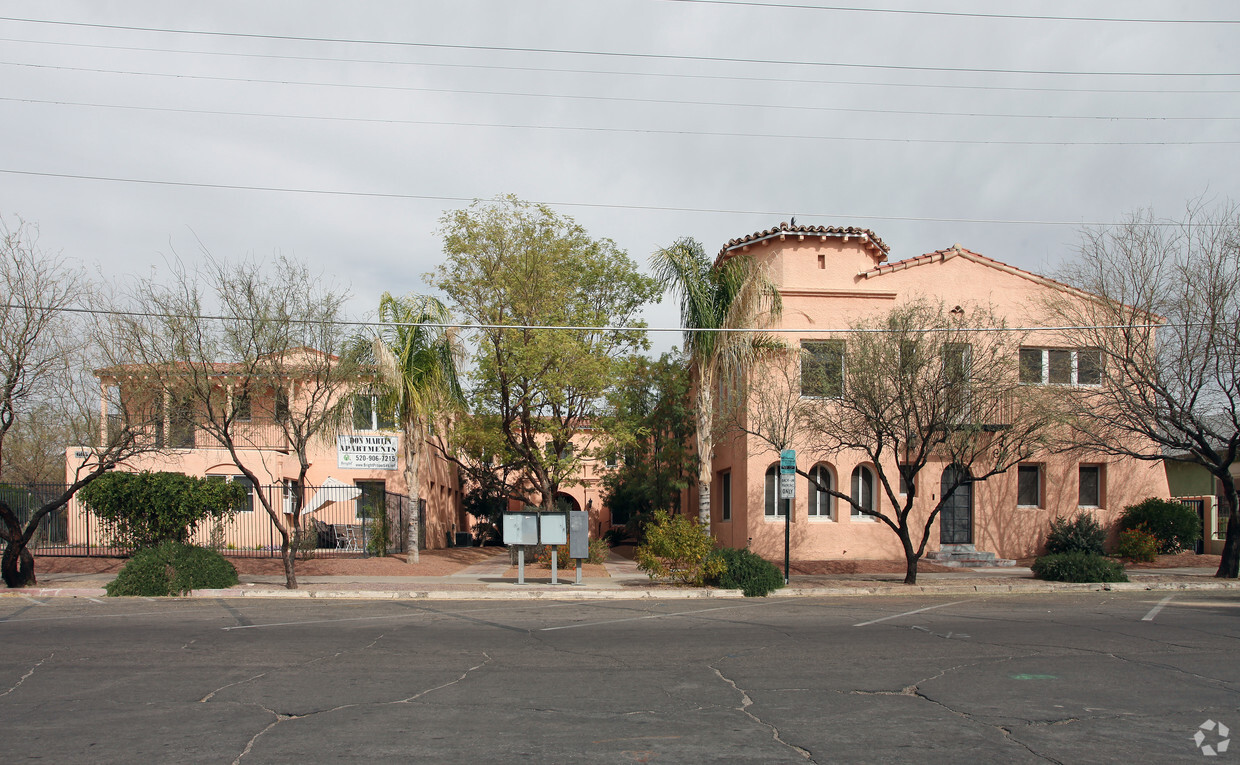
5, 482, 417, 559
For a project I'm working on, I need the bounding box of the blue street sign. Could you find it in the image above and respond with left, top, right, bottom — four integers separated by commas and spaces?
780, 449, 796, 474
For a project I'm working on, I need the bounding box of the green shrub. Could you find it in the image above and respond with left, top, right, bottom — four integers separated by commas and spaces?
536, 538, 611, 567
106, 541, 239, 596
1031, 551, 1127, 583
1045, 512, 1106, 555
709, 547, 784, 597
634, 510, 724, 586
80, 471, 244, 549
1118, 498, 1201, 554
1116, 526, 1159, 562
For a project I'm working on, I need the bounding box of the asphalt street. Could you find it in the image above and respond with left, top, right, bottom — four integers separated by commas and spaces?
1, 592, 1237, 764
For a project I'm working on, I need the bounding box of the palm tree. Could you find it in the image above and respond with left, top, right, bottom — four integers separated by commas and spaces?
650, 237, 782, 532
370, 293, 464, 562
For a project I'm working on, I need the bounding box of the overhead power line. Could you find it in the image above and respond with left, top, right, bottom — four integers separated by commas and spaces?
0, 16, 1236, 78
6, 64, 1238, 122
658, 0, 1240, 25
0, 168, 1210, 228
6, 99, 1236, 145
7, 38, 1240, 96
1, 302, 1172, 335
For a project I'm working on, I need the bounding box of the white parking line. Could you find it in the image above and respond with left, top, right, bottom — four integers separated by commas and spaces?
20, 596, 47, 606
540, 602, 774, 632
853, 600, 970, 627
1142, 595, 1174, 622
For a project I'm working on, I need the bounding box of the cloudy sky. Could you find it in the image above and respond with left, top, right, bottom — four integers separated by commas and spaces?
2, 1, 1237, 345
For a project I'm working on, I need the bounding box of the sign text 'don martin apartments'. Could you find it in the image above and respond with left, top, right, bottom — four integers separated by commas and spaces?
336, 434, 399, 470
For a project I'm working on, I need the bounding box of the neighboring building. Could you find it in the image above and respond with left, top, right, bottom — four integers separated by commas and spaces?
703, 222, 1171, 562
64, 352, 465, 552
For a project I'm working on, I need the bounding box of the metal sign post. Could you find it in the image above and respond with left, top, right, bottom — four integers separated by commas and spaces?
780, 449, 796, 585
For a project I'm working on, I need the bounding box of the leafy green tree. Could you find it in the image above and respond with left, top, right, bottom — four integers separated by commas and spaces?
79, 471, 244, 549
650, 237, 782, 532
600, 352, 696, 528
363, 293, 464, 562
432, 196, 659, 512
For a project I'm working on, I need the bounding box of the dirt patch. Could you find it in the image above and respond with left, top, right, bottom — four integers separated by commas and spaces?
1126, 552, 1222, 570
34, 546, 507, 578
791, 559, 957, 575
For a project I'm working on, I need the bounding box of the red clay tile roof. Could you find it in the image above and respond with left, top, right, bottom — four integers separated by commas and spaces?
717, 220, 890, 263
861, 243, 1081, 292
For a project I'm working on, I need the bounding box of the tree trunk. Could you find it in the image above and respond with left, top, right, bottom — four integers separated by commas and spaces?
1216, 481, 1239, 579
282, 538, 297, 590
404, 418, 422, 563
0, 501, 36, 588
901, 533, 919, 585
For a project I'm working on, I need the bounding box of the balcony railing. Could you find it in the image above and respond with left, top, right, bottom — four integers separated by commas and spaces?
105, 415, 290, 451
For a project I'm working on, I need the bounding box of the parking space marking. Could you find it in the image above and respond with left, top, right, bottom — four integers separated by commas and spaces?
853, 600, 970, 627
1142, 595, 1175, 622
540, 601, 774, 632
19, 597, 47, 606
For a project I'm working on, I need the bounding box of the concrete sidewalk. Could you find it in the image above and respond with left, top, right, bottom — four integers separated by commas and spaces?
4, 554, 1240, 600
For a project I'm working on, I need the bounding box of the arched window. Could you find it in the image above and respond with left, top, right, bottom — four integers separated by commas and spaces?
764, 464, 785, 517
851, 465, 875, 519
807, 464, 833, 518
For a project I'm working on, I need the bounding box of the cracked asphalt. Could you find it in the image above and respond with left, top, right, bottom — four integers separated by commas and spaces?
1, 591, 1237, 763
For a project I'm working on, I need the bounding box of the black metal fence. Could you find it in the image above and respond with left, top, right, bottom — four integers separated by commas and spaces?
3, 483, 417, 559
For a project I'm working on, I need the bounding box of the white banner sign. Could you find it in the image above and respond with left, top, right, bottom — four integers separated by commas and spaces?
336, 434, 399, 470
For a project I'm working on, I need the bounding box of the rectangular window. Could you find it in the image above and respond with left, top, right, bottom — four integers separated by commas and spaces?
801, 340, 845, 398
1020, 348, 1103, 387
898, 466, 913, 496
764, 467, 786, 517
233, 475, 254, 513
352, 394, 394, 431
720, 471, 731, 522
233, 388, 252, 422
1078, 465, 1101, 507
1017, 464, 1041, 507
356, 480, 386, 520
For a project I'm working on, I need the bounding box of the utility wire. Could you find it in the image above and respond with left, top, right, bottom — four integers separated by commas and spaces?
7, 37, 1239, 96
6, 64, 1237, 122
0, 16, 1235, 78
3, 301, 1174, 335
3, 102, 1234, 145
0, 167, 1218, 227
657, 0, 1240, 25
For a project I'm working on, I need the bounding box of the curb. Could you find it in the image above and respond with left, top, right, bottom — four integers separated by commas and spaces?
188, 587, 748, 600
4, 580, 1238, 601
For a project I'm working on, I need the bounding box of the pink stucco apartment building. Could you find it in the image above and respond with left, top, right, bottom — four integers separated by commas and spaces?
66, 359, 466, 552
703, 221, 1171, 563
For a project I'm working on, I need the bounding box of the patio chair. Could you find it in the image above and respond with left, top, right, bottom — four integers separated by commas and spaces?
333, 524, 362, 553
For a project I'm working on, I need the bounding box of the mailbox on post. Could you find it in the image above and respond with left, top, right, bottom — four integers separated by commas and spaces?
568, 510, 589, 585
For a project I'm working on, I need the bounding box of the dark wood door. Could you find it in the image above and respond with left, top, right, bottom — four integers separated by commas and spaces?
939, 466, 973, 545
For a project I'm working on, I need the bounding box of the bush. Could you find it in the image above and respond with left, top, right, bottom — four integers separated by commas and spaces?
1045, 512, 1106, 555
709, 548, 784, 597
80, 471, 244, 549
1116, 526, 1159, 562
634, 510, 725, 586
535, 537, 611, 568
1118, 498, 1201, 554
1031, 551, 1127, 583
106, 541, 239, 596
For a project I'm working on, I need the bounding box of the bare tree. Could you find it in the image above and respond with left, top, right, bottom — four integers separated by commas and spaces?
738, 299, 1054, 584
109, 254, 359, 589
0, 218, 80, 481
1049, 200, 1240, 578
1, 217, 167, 586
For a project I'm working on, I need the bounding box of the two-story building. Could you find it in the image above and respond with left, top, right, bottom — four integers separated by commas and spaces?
704, 222, 1172, 563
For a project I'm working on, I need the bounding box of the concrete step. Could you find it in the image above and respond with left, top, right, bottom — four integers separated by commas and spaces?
929, 557, 1018, 568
